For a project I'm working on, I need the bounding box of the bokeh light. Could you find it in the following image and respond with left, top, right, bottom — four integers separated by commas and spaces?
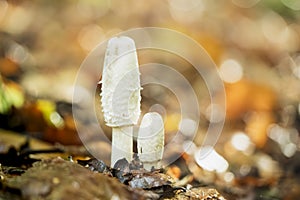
195, 146, 229, 173
219, 59, 243, 83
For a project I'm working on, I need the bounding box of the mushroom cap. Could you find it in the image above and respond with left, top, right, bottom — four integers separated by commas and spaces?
138, 112, 164, 162
101, 36, 141, 127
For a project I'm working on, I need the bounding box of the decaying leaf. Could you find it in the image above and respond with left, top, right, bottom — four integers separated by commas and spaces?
4, 158, 143, 200
129, 172, 173, 189
164, 187, 227, 200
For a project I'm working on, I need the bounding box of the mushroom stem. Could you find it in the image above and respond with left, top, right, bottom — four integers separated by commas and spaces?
111, 126, 133, 167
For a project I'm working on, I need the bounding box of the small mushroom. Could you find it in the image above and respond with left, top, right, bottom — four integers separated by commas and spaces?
101, 36, 141, 167
137, 112, 164, 171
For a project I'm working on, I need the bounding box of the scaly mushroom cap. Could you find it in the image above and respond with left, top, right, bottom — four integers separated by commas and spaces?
138, 112, 164, 163
101, 36, 141, 127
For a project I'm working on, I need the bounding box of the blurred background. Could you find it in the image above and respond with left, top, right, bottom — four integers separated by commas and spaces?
0, 0, 300, 199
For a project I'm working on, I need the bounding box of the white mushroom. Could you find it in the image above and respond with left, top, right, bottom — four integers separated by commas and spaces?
101, 36, 141, 167
138, 112, 164, 171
